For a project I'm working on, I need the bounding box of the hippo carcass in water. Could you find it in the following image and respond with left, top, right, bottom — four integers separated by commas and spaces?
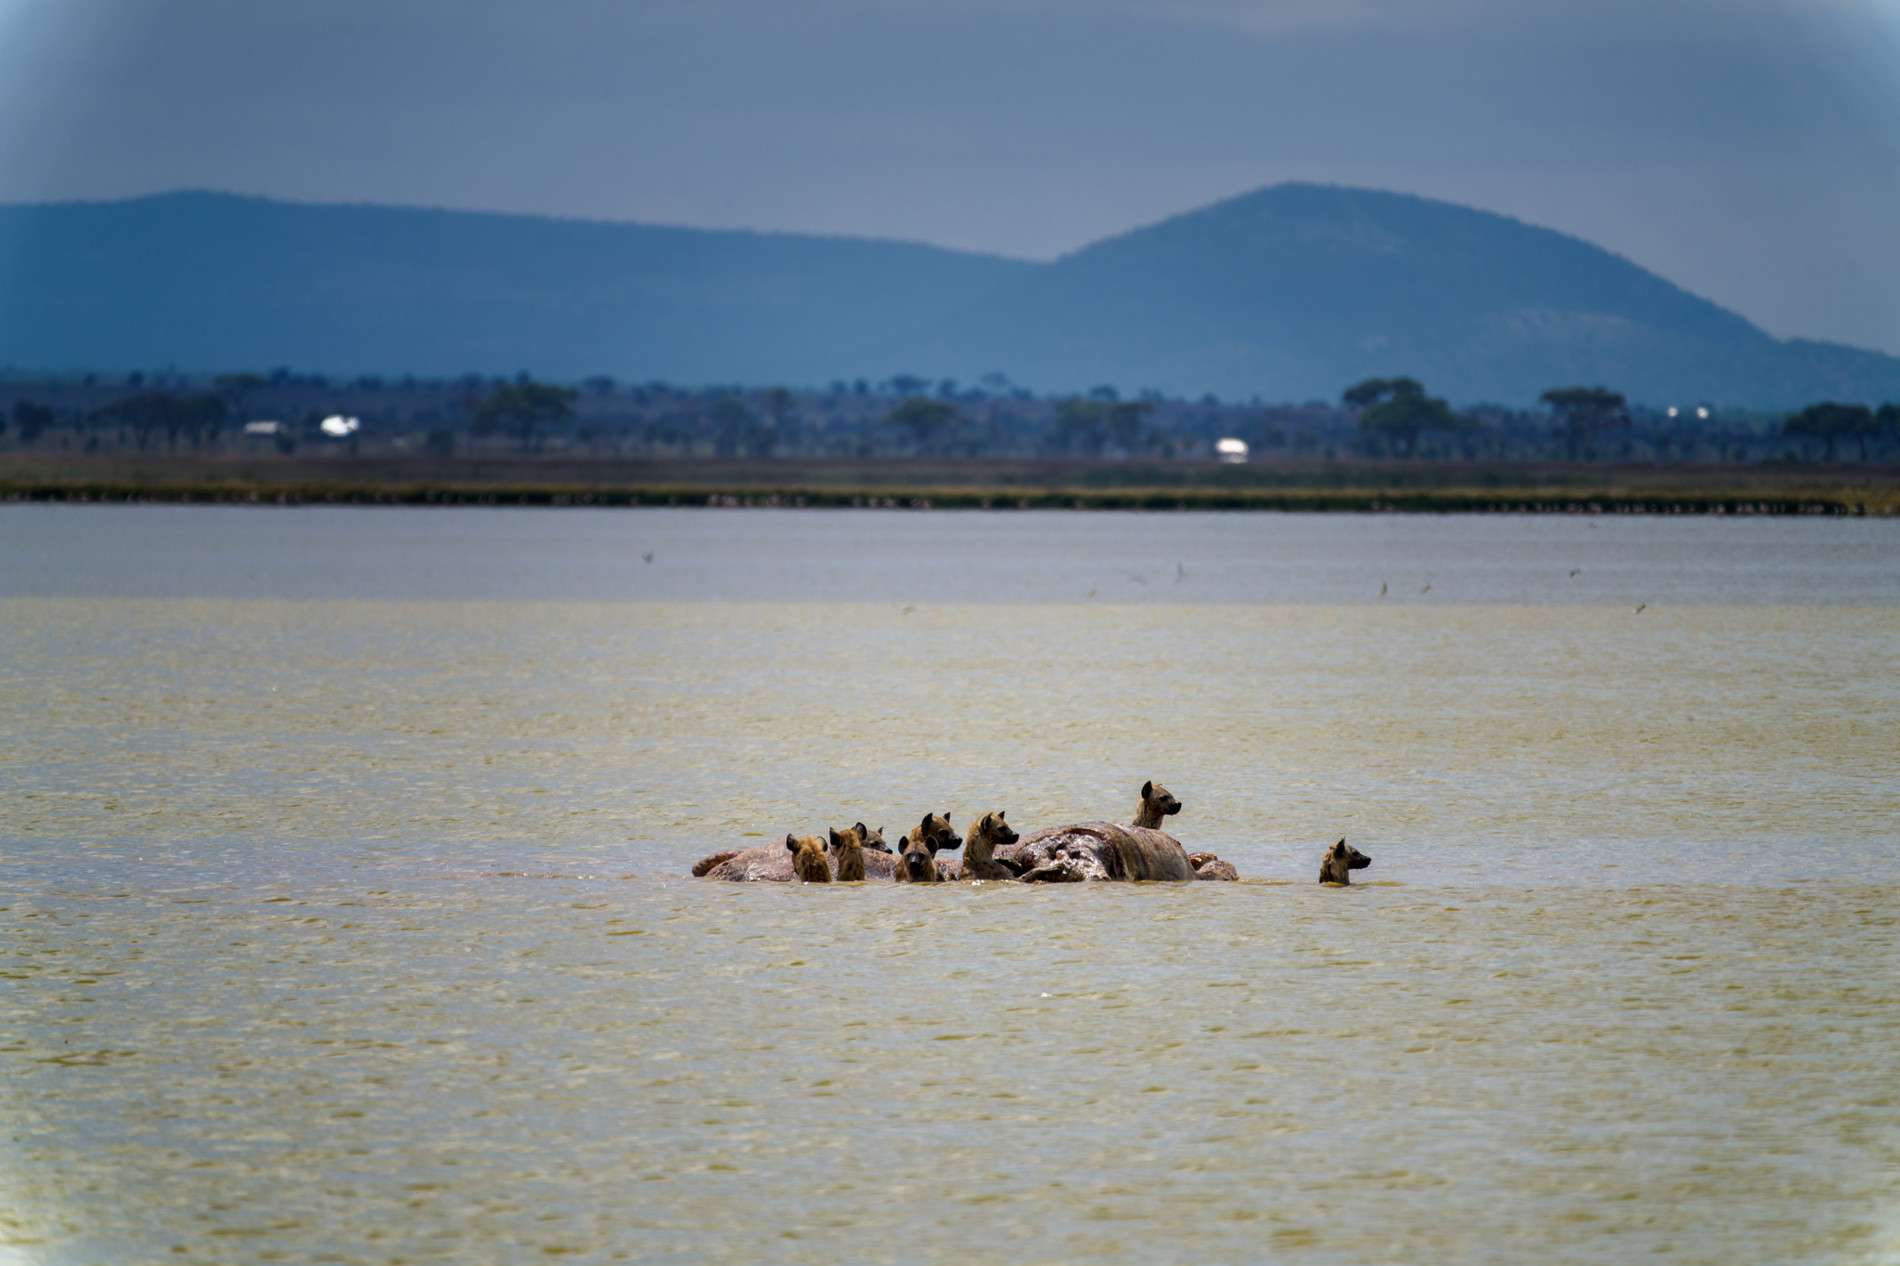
692, 826, 896, 881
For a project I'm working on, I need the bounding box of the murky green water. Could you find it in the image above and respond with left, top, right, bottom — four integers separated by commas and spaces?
4, 507, 1898, 1263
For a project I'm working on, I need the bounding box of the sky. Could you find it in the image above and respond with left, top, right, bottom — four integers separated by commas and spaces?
1, 0, 1897, 355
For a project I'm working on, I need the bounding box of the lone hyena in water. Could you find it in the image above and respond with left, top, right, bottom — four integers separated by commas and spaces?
786, 833, 832, 883
1317, 839, 1371, 885
957, 810, 1020, 881
1132, 780, 1182, 828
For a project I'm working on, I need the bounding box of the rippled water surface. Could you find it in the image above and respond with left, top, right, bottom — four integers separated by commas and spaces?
4, 505, 1898, 1263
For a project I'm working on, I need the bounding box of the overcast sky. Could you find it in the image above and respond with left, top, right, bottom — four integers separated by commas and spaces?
2, 0, 1897, 354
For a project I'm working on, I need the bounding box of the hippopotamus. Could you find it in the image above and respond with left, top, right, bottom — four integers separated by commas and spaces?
988, 781, 1200, 883
688, 782, 1242, 883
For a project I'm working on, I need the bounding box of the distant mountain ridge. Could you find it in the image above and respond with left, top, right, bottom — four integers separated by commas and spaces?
0, 192, 1033, 390
2, 185, 1896, 409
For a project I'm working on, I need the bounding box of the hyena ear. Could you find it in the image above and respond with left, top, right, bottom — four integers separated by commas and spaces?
1142, 780, 1154, 798
854, 821, 867, 837
920, 813, 934, 830
785, 834, 798, 852
997, 809, 1006, 820
942, 811, 953, 826
829, 828, 843, 847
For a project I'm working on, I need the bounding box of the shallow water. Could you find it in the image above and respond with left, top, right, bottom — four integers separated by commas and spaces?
3, 506, 1898, 1263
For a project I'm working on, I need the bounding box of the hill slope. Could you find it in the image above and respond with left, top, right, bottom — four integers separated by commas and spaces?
0, 192, 1031, 385
902, 184, 1900, 407
2, 185, 1896, 408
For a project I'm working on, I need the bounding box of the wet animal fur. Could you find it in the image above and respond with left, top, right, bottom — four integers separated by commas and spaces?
786, 833, 832, 883
1133, 780, 1183, 829
829, 823, 870, 882
894, 815, 948, 883
958, 810, 1021, 881
1188, 852, 1239, 881
691, 849, 743, 877
1318, 839, 1371, 885
907, 812, 956, 856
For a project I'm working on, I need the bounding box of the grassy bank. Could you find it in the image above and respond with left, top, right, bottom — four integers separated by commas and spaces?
3, 453, 1896, 514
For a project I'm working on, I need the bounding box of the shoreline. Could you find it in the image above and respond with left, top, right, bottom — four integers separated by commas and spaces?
3, 485, 1886, 515
2, 453, 1895, 515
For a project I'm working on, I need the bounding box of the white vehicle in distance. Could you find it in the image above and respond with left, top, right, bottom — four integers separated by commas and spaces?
319, 415, 361, 438
1215, 437, 1249, 464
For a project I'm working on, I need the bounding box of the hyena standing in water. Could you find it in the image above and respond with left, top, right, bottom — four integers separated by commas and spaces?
893, 813, 954, 883
828, 823, 871, 882
1317, 839, 1371, 885
956, 810, 1020, 881
786, 833, 832, 883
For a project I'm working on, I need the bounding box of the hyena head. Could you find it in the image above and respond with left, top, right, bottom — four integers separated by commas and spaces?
785, 832, 831, 882
828, 822, 868, 855
897, 828, 940, 882
917, 811, 956, 853
1135, 780, 1183, 828
1319, 838, 1371, 884
967, 810, 1018, 859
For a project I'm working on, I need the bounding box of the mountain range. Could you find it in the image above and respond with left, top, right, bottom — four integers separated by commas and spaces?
3, 184, 1896, 409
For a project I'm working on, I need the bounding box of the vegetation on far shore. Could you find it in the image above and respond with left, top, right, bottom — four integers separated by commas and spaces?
2, 368, 1896, 513
3, 452, 1894, 516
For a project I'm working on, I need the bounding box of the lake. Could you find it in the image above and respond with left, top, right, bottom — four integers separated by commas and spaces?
3, 505, 1897, 1263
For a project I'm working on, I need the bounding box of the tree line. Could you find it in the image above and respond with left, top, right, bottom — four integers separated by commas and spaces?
1341, 377, 1900, 463
3, 368, 1897, 464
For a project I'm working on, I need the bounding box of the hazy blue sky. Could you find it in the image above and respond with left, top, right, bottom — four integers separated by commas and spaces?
2, 0, 1896, 353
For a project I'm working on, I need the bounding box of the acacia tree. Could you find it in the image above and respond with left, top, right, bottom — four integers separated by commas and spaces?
11, 401, 54, 445
214, 373, 266, 435
1342, 377, 1466, 457
762, 387, 798, 454
1044, 398, 1151, 457
92, 392, 228, 451
473, 381, 577, 453
1782, 402, 1873, 462
707, 396, 776, 457
884, 396, 958, 456
1540, 387, 1630, 459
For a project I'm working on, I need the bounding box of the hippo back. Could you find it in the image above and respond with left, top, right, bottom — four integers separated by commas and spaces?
697, 842, 901, 881
998, 821, 1194, 883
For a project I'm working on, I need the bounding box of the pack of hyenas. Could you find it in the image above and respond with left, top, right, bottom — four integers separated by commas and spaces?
689, 780, 1374, 886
